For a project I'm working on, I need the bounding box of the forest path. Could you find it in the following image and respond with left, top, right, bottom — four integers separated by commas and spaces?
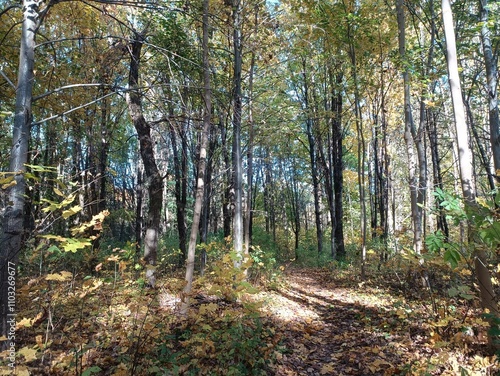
258, 268, 430, 375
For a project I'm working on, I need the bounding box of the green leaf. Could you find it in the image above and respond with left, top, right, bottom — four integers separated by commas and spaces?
425, 231, 445, 253
61, 238, 91, 253
443, 248, 461, 269
82, 366, 102, 376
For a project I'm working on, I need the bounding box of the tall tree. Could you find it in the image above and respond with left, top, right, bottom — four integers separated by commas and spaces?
396, 0, 425, 256
300, 59, 323, 256
1, 0, 42, 346
126, 31, 164, 288
231, 0, 244, 267
183, 0, 212, 311
479, 0, 500, 180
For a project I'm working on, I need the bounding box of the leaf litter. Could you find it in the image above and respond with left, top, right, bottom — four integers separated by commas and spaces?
4, 267, 500, 375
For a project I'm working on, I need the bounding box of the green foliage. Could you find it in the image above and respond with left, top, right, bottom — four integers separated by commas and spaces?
425, 230, 462, 269
426, 188, 500, 269
432, 188, 467, 224
248, 245, 280, 285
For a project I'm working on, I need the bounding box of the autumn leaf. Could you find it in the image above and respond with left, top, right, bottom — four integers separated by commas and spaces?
320, 363, 336, 374
18, 346, 38, 362
46, 271, 72, 281
62, 204, 82, 219
16, 317, 33, 329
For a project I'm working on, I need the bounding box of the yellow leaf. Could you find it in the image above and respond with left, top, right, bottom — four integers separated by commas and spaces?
2, 180, 16, 190
16, 367, 30, 376
53, 187, 64, 197
18, 346, 38, 361
46, 271, 72, 281
16, 317, 32, 329
321, 363, 336, 374
62, 205, 82, 219
36, 335, 43, 348
199, 303, 218, 315
112, 363, 129, 376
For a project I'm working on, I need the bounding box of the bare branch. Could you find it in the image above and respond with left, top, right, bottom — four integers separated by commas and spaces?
33, 83, 116, 101
0, 70, 15, 89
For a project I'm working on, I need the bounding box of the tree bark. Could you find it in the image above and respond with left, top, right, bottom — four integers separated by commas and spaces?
182, 0, 212, 312
479, 0, 500, 179
332, 72, 345, 260
231, 0, 244, 268
1, 0, 41, 346
126, 32, 163, 288
301, 61, 323, 256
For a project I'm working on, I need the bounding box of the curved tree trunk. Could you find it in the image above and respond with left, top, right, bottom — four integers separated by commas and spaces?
127, 32, 163, 288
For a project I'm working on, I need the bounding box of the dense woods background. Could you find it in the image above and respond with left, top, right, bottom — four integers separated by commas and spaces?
1, 0, 500, 374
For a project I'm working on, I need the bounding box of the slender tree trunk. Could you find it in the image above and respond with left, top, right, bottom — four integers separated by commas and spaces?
263, 150, 276, 241
169, 121, 188, 262
200, 126, 216, 275
397, 0, 422, 255
301, 61, 323, 256
479, 0, 500, 178
135, 168, 143, 265
127, 32, 163, 288
426, 109, 450, 238
245, 8, 258, 254
221, 118, 232, 238
347, 34, 366, 277
442, 0, 498, 335
465, 99, 496, 191
232, 0, 244, 268
182, 0, 212, 312
332, 72, 345, 259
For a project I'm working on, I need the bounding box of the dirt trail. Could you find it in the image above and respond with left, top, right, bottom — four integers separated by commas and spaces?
257, 268, 483, 376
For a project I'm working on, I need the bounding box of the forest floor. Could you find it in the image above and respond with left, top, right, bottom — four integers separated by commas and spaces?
259, 268, 498, 375
5, 265, 500, 375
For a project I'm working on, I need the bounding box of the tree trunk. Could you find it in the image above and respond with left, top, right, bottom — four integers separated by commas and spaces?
332, 72, 345, 260
426, 109, 450, 238
397, 0, 423, 255
169, 121, 188, 263
135, 168, 143, 264
232, 0, 244, 268
244, 7, 258, 254
346, 30, 366, 277
182, 0, 212, 313
1, 0, 41, 346
479, 0, 500, 178
127, 32, 163, 288
301, 61, 323, 256
221, 118, 232, 238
